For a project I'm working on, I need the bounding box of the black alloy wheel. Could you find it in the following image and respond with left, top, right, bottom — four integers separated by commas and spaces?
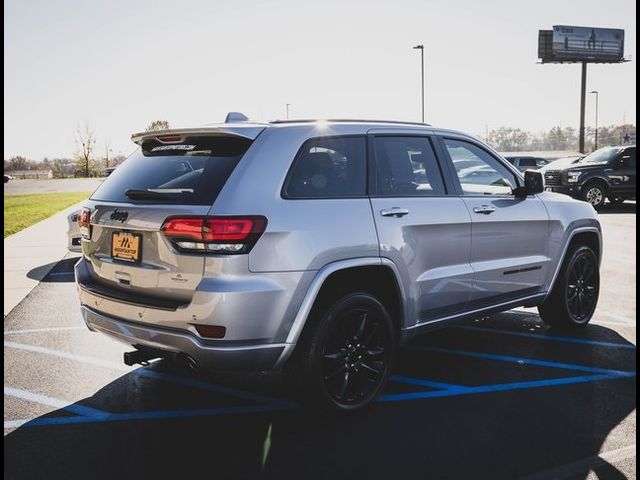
320, 304, 392, 408
565, 249, 599, 324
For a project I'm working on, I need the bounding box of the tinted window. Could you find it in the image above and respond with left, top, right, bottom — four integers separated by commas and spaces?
444, 139, 517, 196
91, 136, 251, 205
285, 136, 366, 198
535, 158, 550, 168
374, 136, 445, 196
620, 149, 636, 169
519, 158, 537, 167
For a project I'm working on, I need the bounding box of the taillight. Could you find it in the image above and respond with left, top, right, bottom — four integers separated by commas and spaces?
161, 216, 267, 254
78, 207, 91, 238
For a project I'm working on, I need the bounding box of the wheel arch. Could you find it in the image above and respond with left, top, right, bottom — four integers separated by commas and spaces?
275, 258, 407, 368
545, 227, 602, 299
582, 176, 611, 193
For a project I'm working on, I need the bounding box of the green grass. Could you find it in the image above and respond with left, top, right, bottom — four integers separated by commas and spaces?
4, 191, 92, 238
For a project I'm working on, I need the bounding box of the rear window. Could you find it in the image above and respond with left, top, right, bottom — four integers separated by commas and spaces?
91, 136, 252, 205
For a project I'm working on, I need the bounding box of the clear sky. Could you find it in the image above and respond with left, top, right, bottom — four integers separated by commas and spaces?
4, 0, 636, 160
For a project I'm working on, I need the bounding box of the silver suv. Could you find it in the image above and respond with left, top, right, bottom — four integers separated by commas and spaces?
75, 117, 602, 412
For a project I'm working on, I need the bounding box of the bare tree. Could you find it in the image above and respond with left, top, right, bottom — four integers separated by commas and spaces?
75, 123, 97, 177
4, 155, 30, 171
145, 120, 170, 131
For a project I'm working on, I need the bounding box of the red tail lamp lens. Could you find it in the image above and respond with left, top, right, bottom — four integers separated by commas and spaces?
161, 218, 204, 240
78, 208, 91, 228
204, 218, 254, 241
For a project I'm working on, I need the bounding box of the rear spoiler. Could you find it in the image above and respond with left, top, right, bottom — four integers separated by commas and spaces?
131, 125, 266, 145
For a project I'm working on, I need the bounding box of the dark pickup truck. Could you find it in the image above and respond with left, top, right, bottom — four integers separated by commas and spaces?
540, 145, 636, 208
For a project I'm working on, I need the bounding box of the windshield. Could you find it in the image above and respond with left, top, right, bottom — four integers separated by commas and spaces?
578, 147, 622, 164
91, 136, 252, 205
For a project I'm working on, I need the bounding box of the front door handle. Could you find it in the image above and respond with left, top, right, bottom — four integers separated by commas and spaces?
473, 205, 496, 215
380, 208, 410, 218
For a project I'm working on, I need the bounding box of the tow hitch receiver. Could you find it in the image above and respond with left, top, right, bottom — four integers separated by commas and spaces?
123, 348, 161, 366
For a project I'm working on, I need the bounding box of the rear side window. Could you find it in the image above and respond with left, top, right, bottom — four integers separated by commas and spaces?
91, 136, 252, 205
284, 136, 366, 198
374, 136, 446, 196
519, 158, 537, 167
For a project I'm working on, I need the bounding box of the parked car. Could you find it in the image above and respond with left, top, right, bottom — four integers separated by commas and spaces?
75, 117, 602, 412
4, 174, 13, 183
503, 155, 550, 172
67, 210, 82, 252
540, 145, 636, 208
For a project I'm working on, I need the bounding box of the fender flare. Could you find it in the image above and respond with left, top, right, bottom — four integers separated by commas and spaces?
273, 257, 406, 368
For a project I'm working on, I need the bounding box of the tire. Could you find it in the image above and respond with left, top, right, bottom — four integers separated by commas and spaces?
539, 245, 600, 329
581, 182, 607, 209
608, 196, 625, 205
288, 292, 395, 413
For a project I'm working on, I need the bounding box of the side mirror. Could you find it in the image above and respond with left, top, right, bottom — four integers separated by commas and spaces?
514, 170, 544, 197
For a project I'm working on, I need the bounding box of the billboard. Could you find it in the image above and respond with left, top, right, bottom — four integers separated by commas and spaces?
551, 25, 624, 62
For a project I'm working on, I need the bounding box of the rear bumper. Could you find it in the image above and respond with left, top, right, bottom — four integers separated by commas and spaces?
81, 305, 287, 370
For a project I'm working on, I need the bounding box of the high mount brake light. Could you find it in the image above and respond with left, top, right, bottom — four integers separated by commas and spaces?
156, 134, 182, 143
161, 216, 267, 254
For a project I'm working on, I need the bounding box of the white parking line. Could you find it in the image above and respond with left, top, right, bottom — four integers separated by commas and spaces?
521, 444, 636, 480
4, 386, 109, 419
4, 326, 85, 335
4, 341, 129, 371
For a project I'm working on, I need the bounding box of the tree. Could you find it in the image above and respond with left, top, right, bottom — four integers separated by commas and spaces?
4, 155, 30, 171
145, 120, 170, 131
487, 127, 531, 151
75, 123, 97, 177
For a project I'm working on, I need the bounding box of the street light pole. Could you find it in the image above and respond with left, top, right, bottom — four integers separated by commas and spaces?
413, 45, 425, 123
589, 91, 599, 150
286, 104, 291, 120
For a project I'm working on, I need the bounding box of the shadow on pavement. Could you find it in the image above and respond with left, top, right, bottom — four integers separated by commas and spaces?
27, 257, 79, 283
4, 313, 636, 480
598, 202, 636, 215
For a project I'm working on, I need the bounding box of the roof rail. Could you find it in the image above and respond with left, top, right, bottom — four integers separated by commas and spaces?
269, 119, 432, 127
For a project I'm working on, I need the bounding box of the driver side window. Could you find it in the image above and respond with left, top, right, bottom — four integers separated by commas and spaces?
444, 139, 517, 196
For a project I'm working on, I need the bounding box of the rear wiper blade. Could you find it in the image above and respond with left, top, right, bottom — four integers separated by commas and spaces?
124, 189, 178, 201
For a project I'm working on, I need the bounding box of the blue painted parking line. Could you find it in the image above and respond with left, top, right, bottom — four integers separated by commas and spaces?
380, 373, 634, 402
6, 341, 635, 429
4, 386, 110, 419
47, 272, 75, 277
412, 346, 636, 376
389, 375, 469, 391
454, 325, 637, 349
131, 368, 293, 407
7, 403, 290, 428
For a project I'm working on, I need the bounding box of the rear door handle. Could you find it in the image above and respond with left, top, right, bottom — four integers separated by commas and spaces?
380, 208, 410, 218
473, 205, 496, 215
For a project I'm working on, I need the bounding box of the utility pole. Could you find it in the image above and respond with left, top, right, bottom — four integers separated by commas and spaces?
578, 62, 588, 153
413, 45, 425, 122
589, 90, 599, 150
286, 104, 291, 120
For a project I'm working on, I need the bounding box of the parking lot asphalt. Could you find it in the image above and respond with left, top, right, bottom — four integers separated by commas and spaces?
4, 203, 636, 480
3, 178, 103, 196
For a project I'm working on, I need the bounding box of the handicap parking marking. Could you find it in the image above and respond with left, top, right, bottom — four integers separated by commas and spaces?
412, 345, 636, 376
453, 325, 636, 349
381, 373, 632, 402
4, 334, 636, 429
4, 340, 292, 421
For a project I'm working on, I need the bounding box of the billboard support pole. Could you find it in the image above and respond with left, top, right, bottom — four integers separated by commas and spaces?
579, 62, 587, 153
